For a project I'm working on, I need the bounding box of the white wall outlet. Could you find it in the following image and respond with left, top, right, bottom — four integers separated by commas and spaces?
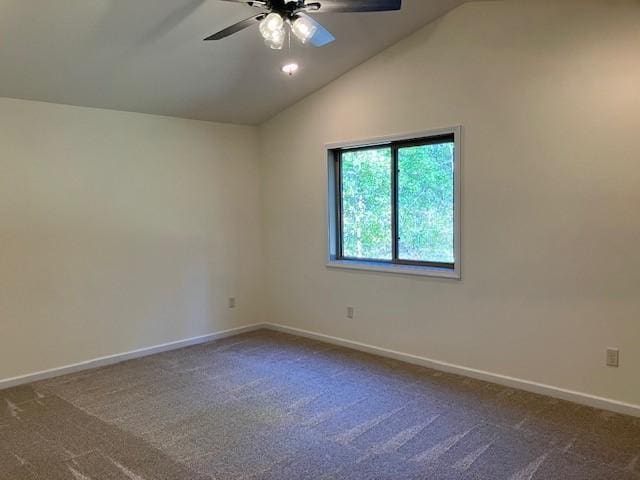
606, 348, 619, 367
228, 297, 236, 309
346, 306, 354, 319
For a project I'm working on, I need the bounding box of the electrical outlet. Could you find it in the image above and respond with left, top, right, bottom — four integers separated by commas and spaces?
606, 348, 619, 367
346, 306, 354, 319
228, 297, 236, 309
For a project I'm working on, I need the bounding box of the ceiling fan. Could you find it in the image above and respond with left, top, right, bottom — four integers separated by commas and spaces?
204, 0, 402, 49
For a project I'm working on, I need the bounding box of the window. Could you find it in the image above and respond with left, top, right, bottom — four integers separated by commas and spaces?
327, 128, 461, 278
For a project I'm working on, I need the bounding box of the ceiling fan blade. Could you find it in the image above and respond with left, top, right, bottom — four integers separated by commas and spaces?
297, 13, 335, 47
204, 14, 265, 40
218, 0, 267, 6
307, 0, 401, 13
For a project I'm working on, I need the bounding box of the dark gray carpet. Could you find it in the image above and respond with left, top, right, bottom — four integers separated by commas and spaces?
1, 329, 639, 479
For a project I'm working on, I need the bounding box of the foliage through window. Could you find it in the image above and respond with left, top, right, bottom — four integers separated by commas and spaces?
332, 132, 458, 271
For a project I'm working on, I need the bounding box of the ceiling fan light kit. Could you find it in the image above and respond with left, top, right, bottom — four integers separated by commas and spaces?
257, 11, 316, 49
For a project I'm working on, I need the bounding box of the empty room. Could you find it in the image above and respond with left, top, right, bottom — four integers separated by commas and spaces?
1, 0, 639, 479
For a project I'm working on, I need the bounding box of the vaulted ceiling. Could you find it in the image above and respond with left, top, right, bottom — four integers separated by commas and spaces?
0, 0, 469, 124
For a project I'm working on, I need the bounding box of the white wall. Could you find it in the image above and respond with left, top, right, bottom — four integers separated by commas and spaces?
259, 0, 640, 406
0, 98, 263, 380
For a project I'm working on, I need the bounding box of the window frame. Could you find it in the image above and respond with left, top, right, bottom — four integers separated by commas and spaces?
326, 127, 462, 280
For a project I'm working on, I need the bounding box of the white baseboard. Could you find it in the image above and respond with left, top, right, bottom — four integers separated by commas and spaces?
0, 323, 265, 390
263, 323, 640, 418
3, 321, 638, 418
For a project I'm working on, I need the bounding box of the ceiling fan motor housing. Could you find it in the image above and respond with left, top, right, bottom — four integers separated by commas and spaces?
265, 0, 317, 18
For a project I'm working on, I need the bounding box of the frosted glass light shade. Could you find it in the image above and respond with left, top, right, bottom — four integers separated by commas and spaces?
291, 16, 317, 44
259, 13, 285, 50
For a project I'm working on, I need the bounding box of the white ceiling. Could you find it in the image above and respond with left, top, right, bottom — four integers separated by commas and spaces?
0, 0, 468, 125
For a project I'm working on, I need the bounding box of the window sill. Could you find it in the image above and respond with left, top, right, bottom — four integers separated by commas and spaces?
326, 260, 461, 279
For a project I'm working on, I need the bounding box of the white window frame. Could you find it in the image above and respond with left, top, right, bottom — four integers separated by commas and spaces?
325, 126, 462, 280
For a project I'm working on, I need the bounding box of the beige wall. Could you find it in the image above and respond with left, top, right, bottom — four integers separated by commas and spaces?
0, 98, 263, 380
259, 0, 640, 405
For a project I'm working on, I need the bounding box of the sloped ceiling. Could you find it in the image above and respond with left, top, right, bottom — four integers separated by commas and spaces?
0, 0, 469, 124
